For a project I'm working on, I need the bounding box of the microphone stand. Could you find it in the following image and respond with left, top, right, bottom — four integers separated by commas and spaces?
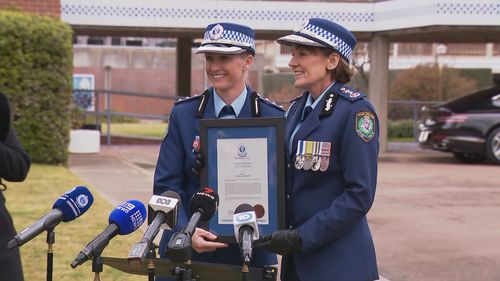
241, 263, 249, 281
46, 228, 55, 281
146, 243, 158, 281
174, 260, 195, 281
91, 245, 106, 281
92, 255, 104, 281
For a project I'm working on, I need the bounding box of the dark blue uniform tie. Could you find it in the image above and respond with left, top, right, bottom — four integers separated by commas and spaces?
301, 106, 313, 122
218, 105, 236, 118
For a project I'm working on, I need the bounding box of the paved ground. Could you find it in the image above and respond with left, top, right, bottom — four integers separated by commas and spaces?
68, 143, 500, 281
370, 153, 500, 281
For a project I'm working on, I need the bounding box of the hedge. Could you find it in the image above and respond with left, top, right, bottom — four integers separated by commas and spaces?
389, 119, 414, 139
0, 11, 73, 165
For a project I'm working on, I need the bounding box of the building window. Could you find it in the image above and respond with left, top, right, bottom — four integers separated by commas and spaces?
493, 44, 500, 56
125, 39, 143, 46
87, 37, 104, 45
111, 37, 121, 46
446, 43, 485, 56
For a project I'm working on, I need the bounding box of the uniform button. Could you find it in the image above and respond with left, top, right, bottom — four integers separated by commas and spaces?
286, 194, 290, 200
287, 164, 291, 169
289, 225, 293, 229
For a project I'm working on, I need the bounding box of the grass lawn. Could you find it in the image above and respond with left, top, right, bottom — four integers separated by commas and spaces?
101, 123, 167, 138
389, 137, 416, 142
4, 164, 146, 281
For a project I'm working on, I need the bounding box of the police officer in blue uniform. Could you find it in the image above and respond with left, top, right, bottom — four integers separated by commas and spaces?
254, 18, 380, 281
153, 22, 282, 280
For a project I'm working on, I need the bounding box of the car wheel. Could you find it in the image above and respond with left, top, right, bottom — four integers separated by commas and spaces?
485, 127, 500, 164
452, 152, 485, 164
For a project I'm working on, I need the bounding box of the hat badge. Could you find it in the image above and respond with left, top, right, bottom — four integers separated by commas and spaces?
209, 24, 224, 40
294, 19, 309, 33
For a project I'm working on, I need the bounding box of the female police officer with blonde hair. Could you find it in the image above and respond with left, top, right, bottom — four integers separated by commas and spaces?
153, 22, 282, 280
254, 18, 379, 281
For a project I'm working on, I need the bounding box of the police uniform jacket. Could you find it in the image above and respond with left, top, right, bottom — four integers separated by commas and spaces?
154, 86, 283, 268
285, 82, 379, 281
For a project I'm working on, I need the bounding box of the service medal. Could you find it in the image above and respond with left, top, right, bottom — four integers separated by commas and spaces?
295, 155, 304, 169
303, 141, 314, 170
319, 156, 329, 171
319, 142, 332, 172
303, 156, 312, 170
192, 136, 200, 153
311, 156, 320, 171
294, 140, 306, 169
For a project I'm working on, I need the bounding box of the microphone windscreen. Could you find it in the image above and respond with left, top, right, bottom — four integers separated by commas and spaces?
234, 203, 254, 214
109, 200, 146, 235
161, 191, 181, 204
189, 187, 219, 221
52, 186, 94, 222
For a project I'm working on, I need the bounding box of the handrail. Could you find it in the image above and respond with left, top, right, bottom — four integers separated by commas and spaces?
73, 88, 442, 144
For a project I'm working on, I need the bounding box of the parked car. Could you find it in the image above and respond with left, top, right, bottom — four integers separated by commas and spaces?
418, 84, 500, 164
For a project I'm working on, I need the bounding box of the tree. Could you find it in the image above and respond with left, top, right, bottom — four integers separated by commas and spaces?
388, 64, 479, 120
389, 64, 478, 102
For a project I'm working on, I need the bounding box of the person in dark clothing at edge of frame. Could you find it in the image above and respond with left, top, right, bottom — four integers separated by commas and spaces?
153, 22, 284, 281
0, 91, 31, 281
254, 18, 380, 281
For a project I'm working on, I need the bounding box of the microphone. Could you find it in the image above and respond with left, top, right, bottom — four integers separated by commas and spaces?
71, 199, 146, 268
7, 186, 94, 249
167, 187, 219, 263
233, 204, 259, 265
127, 191, 180, 263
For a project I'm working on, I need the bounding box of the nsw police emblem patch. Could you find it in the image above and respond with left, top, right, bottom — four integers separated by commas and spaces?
355, 112, 375, 142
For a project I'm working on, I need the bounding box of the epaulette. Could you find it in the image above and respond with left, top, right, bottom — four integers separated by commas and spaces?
174, 94, 203, 105
335, 86, 366, 102
256, 93, 285, 112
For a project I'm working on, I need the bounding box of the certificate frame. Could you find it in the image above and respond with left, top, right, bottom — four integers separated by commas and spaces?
199, 117, 285, 243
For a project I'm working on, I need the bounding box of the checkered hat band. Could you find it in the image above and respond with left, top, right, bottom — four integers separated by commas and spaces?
299, 23, 353, 62
202, 30, 255, 49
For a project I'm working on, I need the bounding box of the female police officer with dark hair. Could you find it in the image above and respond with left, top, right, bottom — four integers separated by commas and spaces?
153, 22, 282, 280
0, 91, 31, 281
254, 18, 380, 281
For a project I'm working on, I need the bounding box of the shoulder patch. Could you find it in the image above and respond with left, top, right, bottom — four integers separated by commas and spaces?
258, 95, 285, 112
355, 111, 376, 142
336, 86, 366, 102
174, 95, 202, 105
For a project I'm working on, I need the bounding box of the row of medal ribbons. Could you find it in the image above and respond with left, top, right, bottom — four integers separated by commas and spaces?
294, 140, 331, 172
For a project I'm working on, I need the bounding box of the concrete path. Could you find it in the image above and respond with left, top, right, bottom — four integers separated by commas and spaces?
69, 145, 159, 207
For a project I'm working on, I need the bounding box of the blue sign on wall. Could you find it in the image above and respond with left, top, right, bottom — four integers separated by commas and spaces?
73, 74, 95, 111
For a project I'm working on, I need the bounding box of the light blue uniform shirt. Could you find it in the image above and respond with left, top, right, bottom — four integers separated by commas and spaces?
213, 87, 248, 119
288, 82, 335, 153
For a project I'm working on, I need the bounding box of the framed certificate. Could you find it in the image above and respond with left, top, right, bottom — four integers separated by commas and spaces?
199, 117, 285, 243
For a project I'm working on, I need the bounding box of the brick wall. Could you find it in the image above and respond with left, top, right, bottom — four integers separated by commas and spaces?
0, 0, 60, 18
74, 47, 265, 118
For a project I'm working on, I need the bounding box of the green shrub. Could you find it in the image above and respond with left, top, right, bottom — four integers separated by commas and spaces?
0, 11, 73, 164
389, 119, 414, 139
